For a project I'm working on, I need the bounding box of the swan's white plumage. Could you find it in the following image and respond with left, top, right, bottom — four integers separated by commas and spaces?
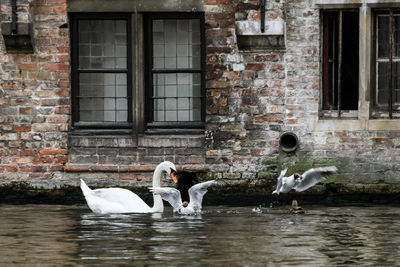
80, 161, 177, 214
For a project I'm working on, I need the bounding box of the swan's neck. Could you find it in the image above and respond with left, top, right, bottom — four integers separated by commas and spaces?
151, 164, 164, 212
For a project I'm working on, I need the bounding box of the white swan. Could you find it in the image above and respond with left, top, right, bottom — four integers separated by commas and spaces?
272, 166, 337, 195
80, 161, 177, 214
151, 180, 216, 214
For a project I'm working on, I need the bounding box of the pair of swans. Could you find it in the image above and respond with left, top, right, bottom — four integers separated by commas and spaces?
80, 161, 215, 214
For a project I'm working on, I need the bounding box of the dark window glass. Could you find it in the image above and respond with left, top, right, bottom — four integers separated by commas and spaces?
146, 14, 204, 126
374, 12, 400, 112
71, 14, 131, 127
322, 11, 359, 112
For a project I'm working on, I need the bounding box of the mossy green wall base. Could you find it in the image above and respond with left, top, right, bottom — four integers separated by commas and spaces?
1, 181, 400, 206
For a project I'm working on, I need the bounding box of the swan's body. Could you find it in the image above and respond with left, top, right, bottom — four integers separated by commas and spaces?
272, 166, 337, 195
151, 180, 216, 214
80, 161, 177, 214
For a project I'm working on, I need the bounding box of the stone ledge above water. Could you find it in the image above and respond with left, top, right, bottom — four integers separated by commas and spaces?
1, 181, 400, 205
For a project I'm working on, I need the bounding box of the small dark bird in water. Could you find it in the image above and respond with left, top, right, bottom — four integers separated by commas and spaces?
290, 200, 304, 214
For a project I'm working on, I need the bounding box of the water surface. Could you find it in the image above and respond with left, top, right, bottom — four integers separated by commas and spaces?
1, 204, 400, 266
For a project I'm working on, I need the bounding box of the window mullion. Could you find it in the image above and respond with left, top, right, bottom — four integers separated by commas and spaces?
338, 10, 343, 119
389, 10, 394, 118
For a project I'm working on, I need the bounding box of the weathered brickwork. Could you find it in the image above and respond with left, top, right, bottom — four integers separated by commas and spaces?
1, 0, 400, 199
0, 0, 70, 182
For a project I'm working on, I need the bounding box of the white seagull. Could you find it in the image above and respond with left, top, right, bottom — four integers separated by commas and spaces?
150, 180, 216, 214
272, 166, 337, 195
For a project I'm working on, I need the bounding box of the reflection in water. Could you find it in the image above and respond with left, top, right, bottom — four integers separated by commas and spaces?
0, 205, 80, 266
1, 205, 400, 266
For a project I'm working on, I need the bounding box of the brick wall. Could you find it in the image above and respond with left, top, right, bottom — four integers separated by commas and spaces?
0, 0, 70, 182
0, 0, 400, 197
204, 0, 285, 184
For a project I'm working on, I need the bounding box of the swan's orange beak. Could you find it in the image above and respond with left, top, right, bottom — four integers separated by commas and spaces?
171, 171, 178, 183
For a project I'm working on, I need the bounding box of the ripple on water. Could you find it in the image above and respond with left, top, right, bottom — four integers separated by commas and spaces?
1, 204, 400, 266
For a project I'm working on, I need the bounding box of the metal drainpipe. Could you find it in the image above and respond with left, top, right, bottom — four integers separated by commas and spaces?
11, 0, 18, 34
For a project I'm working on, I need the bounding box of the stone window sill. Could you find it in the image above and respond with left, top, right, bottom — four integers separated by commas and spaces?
68, 134, 204, 148
310, 118, 400, 131
64, 163, 209, 173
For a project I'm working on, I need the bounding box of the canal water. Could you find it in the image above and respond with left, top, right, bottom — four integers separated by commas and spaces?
1, 204, 400, 266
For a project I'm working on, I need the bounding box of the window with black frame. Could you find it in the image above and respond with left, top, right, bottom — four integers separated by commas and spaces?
70, 14, 132, 128
372, 10, 400, 119
146, 14, 205, 129
321, 10, 359, 118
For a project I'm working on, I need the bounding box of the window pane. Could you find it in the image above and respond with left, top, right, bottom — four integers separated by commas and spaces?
394, 16, 400, 57
322, 11, 359, 111
378, 62, 389, 105
78, 19, 127, 69
152, 19, 201, 70
78, 73, 128, 122
150, 17, 202, 123
393, 62, 400, 104
378, 15, 390, 58
152, 73, 201, 122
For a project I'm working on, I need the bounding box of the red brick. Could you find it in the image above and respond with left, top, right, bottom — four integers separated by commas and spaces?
47, 0, 67, 4
2, 81, 15, 89
49, 165, 65, 172
335, 132, 347, 137
92, 165, 119, 172
48, 116, 67, 123
39, 149, 68, 155
254, 114, 283, 123
119, 173, 137, 180
271, 63, 284, 71
213, 97, 227, 107
14, 125, 32, 132
34, 6, 52, 14
205, 13, 235, 21
137, 174, 152, 181
249, 10, 261, 20
20, 150, 36, 157
246, 63, 265, 71
57, 82, 70, 89
19, 64, 38, 71
5, 165, 18, 172
55, 157, 68, 164
33, 157, 54, 164
28, 173, 52, 179
64, 165, 90, 172
9, 142, 24, 148
55, 72, 70, 80
204, 0, 230, 4
372, 138, 389, 143
19, 107, 34, 115
237, 1, 259, 10
55, 55, 69, 63
57, 46, 69, 53
53, 6, 67, 14
55, 107, 70, 114
206, 47, 233, 54
20, 166, 46, 172
41, 64, 69, 71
